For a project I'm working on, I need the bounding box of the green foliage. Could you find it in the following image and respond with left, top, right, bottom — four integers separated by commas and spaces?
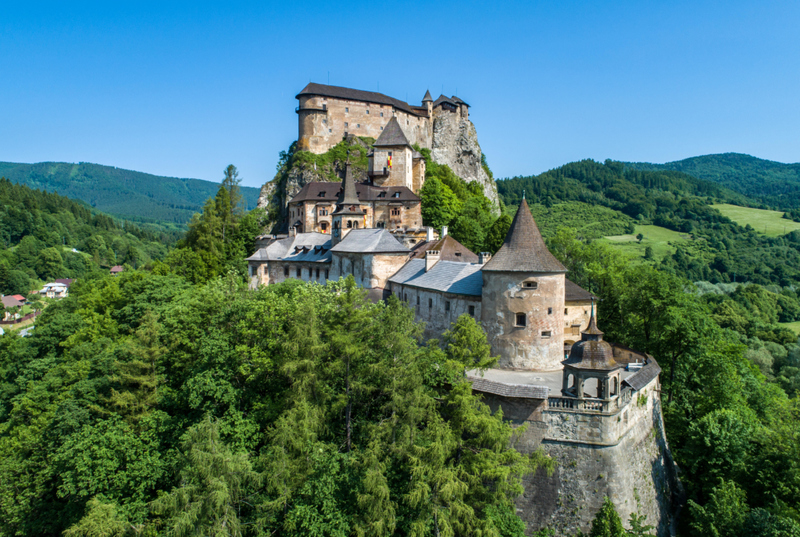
0, 178, 171, 293
0, 161, 260, 226
626, 153, 800, 211
589, 497, 626, 537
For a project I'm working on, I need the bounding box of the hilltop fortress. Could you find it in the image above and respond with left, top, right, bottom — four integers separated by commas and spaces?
250, 83, 680, 536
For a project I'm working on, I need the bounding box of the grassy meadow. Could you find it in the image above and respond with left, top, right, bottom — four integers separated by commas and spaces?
712, 204, 800, 237
602, 224, 689, 260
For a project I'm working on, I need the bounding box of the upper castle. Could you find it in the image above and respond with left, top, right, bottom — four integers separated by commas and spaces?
295, 83, 470, 154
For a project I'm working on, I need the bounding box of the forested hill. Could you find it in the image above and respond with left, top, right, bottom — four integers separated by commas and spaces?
497, 158, 748, 212
625, 153, 800, 210
0, 161, 261, 225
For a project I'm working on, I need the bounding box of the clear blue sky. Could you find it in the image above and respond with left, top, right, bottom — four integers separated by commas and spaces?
2, 1, 798, 188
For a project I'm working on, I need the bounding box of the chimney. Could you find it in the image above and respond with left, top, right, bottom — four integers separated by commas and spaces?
441, 226, 448, 237
479, 252, 492, 264
426, 227, 435, 242
426, 250, 440, 272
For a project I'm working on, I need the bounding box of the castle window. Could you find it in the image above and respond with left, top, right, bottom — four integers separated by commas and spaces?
366, 109, 369, 114
345, 107, 349, 113
445, 301, 450, 312
296, 267, 301, 278
320, 222, 328, 232
308, 268, 313, 278
391, 208, 401, 216
323, 119, 327, 124
325, 269, 329, 278
515, 313, 527, 327
523, 281, 538, 289
356, 124, 360, 128
404, 293, 408, 301
346, 221, 352, 228
316, 268, 320, 278
344, 122, 348, 128
319, 208, 328, 216
393, 192, 400, 198
284, 266, 289, 277
548, 307, 553, 315
565, 308, 569, 315
468, 305, 475, 316
417, 296, 420, 305
380, 127, 383, 130
380, 112, 383, 117
329, 129, 332, 133
322, 104, 327, 111
428, 298, 432, 308
541, 331, 552, 338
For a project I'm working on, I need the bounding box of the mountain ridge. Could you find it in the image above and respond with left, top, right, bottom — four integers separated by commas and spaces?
0, 161, 261, 226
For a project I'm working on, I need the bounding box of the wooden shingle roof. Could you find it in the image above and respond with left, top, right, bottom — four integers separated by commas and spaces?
482, 199, 567, 273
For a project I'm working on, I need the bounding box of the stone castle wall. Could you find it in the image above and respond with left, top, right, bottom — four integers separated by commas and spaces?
478, 376, 680, 537
389, 284, 482, 340
298, 95, 431, 154
481, 272, 566, 371
563, 300, 592, 344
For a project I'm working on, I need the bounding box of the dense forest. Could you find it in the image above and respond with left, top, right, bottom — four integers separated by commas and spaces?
0, 178, 174, 295
625, 153, 800, 211
0, 161, 261, 226
3, 149, 800, 535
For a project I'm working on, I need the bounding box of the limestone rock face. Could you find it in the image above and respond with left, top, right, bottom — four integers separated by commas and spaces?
430, 110, 500, 213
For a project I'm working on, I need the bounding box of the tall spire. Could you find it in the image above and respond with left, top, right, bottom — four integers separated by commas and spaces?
482, 199, 567, 273
583, 297, 603, 337
422, 89, 433, 102
333, 162, 364, 214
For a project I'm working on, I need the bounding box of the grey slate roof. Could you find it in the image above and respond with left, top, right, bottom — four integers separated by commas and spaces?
373, 117, 412, 148
296, 83, 423, 117
331, 229, 409, 254
467, 375, 549, 399
422, 89, 433, 102
409, 235, 479, 263
388, 259, 483, 296
247, 233, 332, 263
482, 199, 567, 273
334, 164, 364, 215
565, 279, 596, 301
624, 358, 661, 391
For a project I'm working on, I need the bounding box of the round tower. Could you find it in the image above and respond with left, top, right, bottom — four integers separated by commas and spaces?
480, 199, 567, 371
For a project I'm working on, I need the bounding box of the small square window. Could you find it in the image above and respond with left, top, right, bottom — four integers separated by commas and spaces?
468, 305, 475, 316
542, 331, 552, 338
548, 307, 553, 315
356, 124, 360, 128
445, 301, 451, 312
515, 313, 526, 327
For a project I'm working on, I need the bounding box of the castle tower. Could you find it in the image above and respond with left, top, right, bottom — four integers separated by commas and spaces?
331, 164, 365, 245
422, 89, 433, 117
480, 199, 567, 370
561, 304, 623, 402
369, 117, 415, 190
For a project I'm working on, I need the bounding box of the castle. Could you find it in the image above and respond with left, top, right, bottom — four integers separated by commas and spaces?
295, 82, 470, 154
248, 84, 680, 536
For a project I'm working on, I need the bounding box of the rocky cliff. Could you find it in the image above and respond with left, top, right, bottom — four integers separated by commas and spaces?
430, 110, 500, 211
258, 113, 500, 230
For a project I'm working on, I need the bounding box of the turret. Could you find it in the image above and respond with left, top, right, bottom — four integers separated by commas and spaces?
331, 163, 365, 245
480, 198, 567, 370
422, 89, 433, 116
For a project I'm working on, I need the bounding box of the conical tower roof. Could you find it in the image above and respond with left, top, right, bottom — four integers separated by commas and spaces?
374, 116, 412, 148
333, 163, 364, 215
422, 89, 433, 102
482, 199, 567, 273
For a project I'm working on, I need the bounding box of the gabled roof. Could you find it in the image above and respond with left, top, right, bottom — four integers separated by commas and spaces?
482, 199, 567, 273
2, 296, 23, 308
432, 94, 470, 108
296, 83, 423, 117
247, 232, 332, 264
373, 117, 412, 148
289, 182, 419, 204
409, 235, 479, 263
331, 229, 409, 254
388, 259, 483, 296
565, 279, 596, 301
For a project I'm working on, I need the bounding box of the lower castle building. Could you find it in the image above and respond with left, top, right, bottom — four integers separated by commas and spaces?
247, 165, 680, 536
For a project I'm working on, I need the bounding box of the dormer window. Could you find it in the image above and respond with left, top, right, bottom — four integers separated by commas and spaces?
378, 192, 386, 198
392, 192, 400, 198
317, 191, 326, 197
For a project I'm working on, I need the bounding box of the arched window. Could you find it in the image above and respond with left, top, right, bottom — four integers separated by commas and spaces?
611, 377, 619, 396
346, 221, 352, 229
